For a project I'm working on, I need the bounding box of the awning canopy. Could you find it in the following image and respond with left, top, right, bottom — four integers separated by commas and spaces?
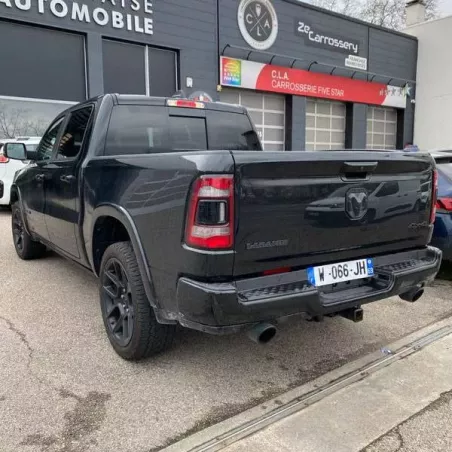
221, 44, 416, 87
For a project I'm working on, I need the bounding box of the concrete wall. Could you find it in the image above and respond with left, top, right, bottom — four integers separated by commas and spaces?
406, 16, 452, 151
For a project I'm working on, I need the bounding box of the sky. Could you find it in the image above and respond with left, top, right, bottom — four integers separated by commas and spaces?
438, 0, 452, 15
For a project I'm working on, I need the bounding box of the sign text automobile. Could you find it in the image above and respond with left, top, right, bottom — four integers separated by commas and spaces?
0, 0, 154, 35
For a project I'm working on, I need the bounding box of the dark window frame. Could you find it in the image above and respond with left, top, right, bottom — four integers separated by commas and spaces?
103, 105, 260, 156
52, 105, 94, 162
35, 117, 66, 163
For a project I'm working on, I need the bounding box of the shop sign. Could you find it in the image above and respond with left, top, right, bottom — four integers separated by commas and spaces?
295, 20, 360, 55
345, 55, 368, 71
238, 0, 278, 50
0, 0, 154, 35
220, 57, 407, 109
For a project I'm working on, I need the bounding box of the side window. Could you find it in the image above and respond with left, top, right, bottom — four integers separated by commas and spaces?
35, 118, 64, 161
105, 105, 170, 155
56, 106, 93, 160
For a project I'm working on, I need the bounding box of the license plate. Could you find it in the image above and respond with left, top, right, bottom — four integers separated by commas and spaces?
307, 258, 374, 287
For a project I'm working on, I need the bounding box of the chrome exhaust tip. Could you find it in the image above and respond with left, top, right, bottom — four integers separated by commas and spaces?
400, 287, 425, 303
248, 323, 277, 344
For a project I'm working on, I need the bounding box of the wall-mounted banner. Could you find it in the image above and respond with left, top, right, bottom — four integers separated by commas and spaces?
220, 57, 406, 108
295, 20, 361, 55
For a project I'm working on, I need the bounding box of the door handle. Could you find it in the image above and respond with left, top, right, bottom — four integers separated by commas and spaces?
342, 162, 378, 173
60, 175, 76, 184
341, 161, 378, 181
35, 174, 45, 182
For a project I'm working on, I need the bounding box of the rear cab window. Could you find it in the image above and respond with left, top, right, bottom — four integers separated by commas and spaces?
105, 105, 261, 156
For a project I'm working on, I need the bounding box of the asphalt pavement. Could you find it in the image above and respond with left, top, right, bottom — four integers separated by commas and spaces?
365, 390, 452, 452
1, 208, 452, 452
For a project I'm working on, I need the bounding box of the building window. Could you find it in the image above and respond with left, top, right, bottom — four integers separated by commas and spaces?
306, 99, 346, 151
103, 40, 177, 97
103, 40, 146, 95
366, 106, 397, 150
0, 21, 86, 102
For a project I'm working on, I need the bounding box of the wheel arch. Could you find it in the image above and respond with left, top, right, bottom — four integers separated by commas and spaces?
10, 185, 32, 236
90, 205, 159, 309
10, 184, 19, 205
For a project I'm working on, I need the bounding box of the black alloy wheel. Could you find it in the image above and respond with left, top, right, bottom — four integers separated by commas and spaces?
10, 203, 46, 260
12, 208, 25, 253
99, 241, 175, 360
101, 258, 135, 347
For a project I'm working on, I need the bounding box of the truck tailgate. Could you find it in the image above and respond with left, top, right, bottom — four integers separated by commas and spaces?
231, 151, 434, 277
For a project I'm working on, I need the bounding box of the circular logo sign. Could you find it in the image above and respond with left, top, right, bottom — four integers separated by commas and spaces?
238, 0, 278, 51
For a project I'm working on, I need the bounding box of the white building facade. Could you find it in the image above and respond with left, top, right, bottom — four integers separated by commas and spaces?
406, 2, 452, 151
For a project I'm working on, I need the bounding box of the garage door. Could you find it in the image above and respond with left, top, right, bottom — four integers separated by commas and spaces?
220, 89, 285, 151
366, 106, 397, 150
306, 99, 346, 151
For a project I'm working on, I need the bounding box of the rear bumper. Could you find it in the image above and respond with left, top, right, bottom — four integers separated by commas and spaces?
175, 247, 442, 334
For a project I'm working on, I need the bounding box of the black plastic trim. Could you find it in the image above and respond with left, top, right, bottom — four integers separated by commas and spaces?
174, 247, 442, 334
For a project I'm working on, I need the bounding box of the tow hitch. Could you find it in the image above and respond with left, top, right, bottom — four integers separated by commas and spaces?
340, 307, 364, 323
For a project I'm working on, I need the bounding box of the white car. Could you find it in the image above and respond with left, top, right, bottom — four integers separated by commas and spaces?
0, 137, 41, 206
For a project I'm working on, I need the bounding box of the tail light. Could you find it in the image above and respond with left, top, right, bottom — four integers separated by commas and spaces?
167, 99, 205, 109
436, 197, 452, 212
185, 175, 234, 249
0, 154, 9, 163
430, 170, 438, 224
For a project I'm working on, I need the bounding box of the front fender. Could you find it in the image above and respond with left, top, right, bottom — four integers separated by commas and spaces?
88, 204, 159, 309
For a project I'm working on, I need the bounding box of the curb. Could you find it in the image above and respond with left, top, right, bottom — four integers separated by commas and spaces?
162, 316, 452, 452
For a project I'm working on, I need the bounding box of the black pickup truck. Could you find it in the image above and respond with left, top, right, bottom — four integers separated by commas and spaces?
4, 94, 441, 360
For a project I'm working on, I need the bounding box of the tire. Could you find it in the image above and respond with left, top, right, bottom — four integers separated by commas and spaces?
99, 241, 175, 360
11, 202, 46, 260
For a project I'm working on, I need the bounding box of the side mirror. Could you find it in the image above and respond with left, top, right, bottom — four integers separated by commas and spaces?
4, 142, 27, 161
